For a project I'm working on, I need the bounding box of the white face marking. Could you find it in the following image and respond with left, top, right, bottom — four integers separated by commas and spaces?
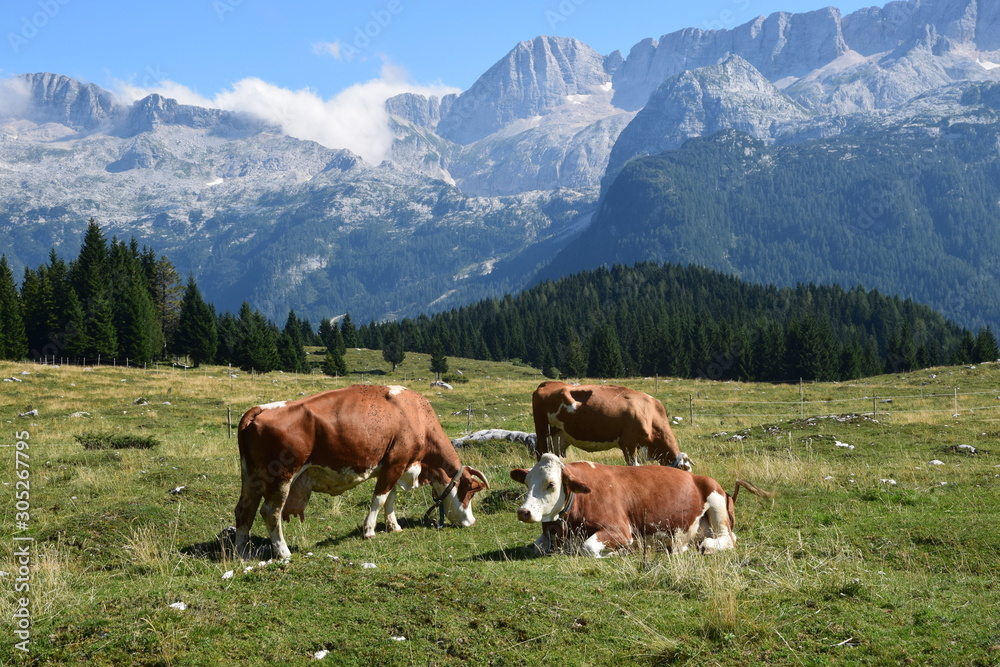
435, 477, 475, 527
387, 385, 407, 397
258, 401, 287, 410
517, 454, 567, 523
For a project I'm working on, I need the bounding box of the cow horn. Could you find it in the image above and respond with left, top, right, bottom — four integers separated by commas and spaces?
467, 466, 490, 489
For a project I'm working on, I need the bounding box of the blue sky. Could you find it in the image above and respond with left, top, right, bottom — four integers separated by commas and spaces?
1, 0, 882, 162
4, 0, 881, 96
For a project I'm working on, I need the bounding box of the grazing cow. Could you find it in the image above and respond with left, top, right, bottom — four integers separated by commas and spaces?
531, 381, 692, 470
235, 384, 489, 559
510, 454, 773, 557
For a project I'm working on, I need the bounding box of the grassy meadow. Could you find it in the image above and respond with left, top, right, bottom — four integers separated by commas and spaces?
1, 350, 999, 665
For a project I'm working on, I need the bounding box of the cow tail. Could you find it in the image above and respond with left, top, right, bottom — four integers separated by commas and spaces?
731, 480, 777, 504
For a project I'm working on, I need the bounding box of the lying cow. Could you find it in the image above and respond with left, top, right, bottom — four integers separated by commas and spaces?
235, 384, 489, 559
532, 381, 692, 470
510, 454, 773, 557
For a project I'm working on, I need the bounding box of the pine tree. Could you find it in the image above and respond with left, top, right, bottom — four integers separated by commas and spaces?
381, 325, 406, 372
277, 310, 309, 373
973, 326, 999, 363
0, 255, 28, 360
562, 335, 587, 378
429, 338, 448, 380
117, 281, 158, 365
340, 313, 359, 348
70, 219, 108, 306
319, 317, 345, 355
587, 324, 625, 378
236, 302, 279, 373
63, 288, 90, 360
322, 349, 348, 377
174, 276, 218, 367
147, 253, 182, 356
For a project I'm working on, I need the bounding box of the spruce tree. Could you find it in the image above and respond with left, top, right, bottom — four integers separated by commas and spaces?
236, 302, 279, 373
174, 276, 218, 367
322, 349, 348, 377
563, 335, 587, 378
429, 338, 448, 380
381, 325, 406, 372
340, 313, 359, 348
974, 327, 999, 363
277, 310, 309, 373
587, 324, 625, 378
319, 317, 345, 355
0, 255, 28, 360
64, 288, 90, 360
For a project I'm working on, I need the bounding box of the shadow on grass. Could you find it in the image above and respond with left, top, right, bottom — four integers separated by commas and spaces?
182, 529, 278, 562
469, 544, 545, 562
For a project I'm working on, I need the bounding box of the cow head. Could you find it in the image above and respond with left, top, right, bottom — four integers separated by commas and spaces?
511, 453, 591, 523
437, 466, 490, 527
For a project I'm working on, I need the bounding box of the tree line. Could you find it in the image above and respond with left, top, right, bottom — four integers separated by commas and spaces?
357, 262, 999, 382
0, 219, 363, 374
4, 222, 997, 382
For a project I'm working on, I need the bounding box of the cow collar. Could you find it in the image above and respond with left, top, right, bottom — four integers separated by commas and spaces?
423, 466, 465, 529
556, 490, 575, 523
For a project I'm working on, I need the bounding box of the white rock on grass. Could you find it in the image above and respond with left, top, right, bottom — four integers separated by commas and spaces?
169, 602, 187, 611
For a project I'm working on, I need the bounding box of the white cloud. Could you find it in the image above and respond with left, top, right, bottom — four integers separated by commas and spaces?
114, 60, 459, 165
313, 40, 345, 61
0, 76, 31, 120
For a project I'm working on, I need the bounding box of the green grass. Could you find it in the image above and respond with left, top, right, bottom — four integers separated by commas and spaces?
1, 354, 999, 665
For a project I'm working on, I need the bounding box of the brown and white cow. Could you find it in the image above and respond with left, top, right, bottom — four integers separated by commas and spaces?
531, 381, 692, 470
235, 384, 489, 559
510, 454, 773, 557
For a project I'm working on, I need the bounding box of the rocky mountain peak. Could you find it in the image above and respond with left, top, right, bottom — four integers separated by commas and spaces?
606, 55, 809, 178
436, 35, 612, 145
16, 72, 122, 131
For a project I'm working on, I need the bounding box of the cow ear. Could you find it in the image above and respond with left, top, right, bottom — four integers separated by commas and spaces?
510, 469, 528, 485
562, 469, 592, 494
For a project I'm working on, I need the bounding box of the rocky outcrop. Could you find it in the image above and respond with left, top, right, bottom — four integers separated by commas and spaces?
437, 36, 612, 144
19, 72, 123, 131
607, 56, 809, 177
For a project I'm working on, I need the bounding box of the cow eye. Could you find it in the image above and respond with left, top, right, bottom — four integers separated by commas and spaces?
546, 482, 555, 491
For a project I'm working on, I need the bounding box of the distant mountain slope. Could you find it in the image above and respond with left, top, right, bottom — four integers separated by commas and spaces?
5, 0, 1000, 326
542, 112, 1000, 330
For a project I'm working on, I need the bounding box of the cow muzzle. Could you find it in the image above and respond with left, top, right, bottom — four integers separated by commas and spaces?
517, 506, 537, 523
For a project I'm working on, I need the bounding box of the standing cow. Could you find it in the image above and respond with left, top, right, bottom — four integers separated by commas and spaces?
531, 381, 692, 470
235, 384, 489, 559
511, 454, 774, 557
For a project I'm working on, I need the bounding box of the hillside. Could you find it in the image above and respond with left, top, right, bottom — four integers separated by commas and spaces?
544, 119, 1000, 331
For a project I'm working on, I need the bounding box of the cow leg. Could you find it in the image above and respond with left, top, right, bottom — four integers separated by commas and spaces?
260, 480, 293, 559
549, 429, 567, 457
383, 487, 403, 532
699, 491, 736, 554
234, 458, 264, 559
363, 490, 392, 538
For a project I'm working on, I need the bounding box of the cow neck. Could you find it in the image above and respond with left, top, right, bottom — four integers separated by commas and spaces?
557, 489, 575, 522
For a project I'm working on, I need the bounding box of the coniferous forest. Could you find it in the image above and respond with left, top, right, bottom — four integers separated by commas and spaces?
2, 221, 997, 382
0, 220, 320, 373
358, 262, 999, 382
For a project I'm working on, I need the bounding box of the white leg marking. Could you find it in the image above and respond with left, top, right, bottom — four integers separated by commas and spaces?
261, 481, 292, 559
363, 491, 391, 538
580, 533, 609, 558
384, 488, 402, 532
